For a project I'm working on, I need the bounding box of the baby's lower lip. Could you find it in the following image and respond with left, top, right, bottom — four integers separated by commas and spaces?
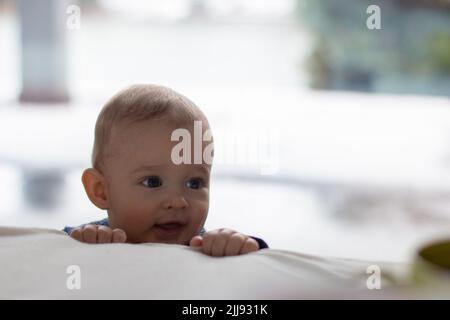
156, 223, 184, 230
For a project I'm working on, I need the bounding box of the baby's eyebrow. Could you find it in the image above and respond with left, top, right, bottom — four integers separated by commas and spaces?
131, 164, 211, 176
131, 165, 164, 174
191, 165, 211, 175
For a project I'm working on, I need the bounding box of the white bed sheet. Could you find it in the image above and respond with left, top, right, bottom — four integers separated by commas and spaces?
0, 226, 424, 299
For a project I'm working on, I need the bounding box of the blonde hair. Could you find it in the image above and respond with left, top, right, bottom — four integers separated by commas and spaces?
92, 84, 207, 171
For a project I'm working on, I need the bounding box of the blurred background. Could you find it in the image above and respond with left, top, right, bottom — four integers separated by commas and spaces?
1, 0, 450, 262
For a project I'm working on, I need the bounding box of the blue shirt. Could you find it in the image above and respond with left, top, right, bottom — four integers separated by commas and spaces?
63, 218, 269, 249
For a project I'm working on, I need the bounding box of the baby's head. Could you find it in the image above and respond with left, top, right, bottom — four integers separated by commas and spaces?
82, 84, 213, 244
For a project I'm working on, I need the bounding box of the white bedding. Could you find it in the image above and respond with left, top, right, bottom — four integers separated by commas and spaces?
0, 226, 428, 299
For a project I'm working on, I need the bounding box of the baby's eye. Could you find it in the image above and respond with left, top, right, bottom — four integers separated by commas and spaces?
186, 178, 203, 189
142, 176, 162, 188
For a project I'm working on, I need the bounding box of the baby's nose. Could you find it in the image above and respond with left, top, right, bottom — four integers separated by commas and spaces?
163, 193, 189, 210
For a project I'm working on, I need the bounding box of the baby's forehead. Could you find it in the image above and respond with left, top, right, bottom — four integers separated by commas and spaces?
111, 118, 209, 139
111, 121, 210, 153
105, 120, 212, 169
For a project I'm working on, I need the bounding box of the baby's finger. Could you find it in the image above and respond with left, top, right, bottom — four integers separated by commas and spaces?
112, 228, 127, 243
211, 230, 234, 257
70, 228, 83, 242
97, 226, 113, 243
225, 233, 246, 256
240, 238, 259, 254
201, 231, 217, 256
189, 235, 203, 247
82, 225, 99, 243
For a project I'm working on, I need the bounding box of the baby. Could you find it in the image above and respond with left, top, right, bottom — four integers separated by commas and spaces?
64, 84, 268, 256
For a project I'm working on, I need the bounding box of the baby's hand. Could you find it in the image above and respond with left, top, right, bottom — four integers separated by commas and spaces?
69, 225, 127, 244
189, 228, 259, 257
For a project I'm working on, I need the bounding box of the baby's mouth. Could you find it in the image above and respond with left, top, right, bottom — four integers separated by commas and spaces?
155, 222, 185, 230
153, 222, 186, 238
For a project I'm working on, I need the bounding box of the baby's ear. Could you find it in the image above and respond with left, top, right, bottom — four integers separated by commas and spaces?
81, 168, 109, 210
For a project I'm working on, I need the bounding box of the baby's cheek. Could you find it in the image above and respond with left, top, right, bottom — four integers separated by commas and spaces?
192, 201, 209, 227
113, 203, 156, 230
